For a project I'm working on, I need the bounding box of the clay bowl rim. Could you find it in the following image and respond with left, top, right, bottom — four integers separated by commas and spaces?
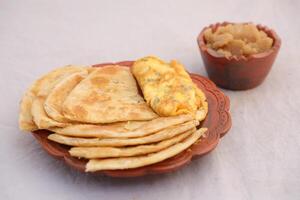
197, 21, 281, 61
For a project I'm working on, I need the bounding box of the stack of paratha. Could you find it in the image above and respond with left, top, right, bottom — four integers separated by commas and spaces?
19, 60, 208, 172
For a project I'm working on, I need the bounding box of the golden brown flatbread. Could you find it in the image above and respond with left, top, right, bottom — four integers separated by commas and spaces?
62, 66, 158, 123
19, 83, 38, 131
51, 114, 194, 138
69, 129, 193, 159
85, 128, 207, 171
31, 96, 69, 128
44, 71, 88, 122
48, 120, 198, 147
31, 66, 88, 129
19, 65, 87, 131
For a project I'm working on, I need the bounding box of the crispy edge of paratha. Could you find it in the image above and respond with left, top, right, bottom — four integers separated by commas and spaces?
69, 129, 194, 159
48, 120, 198, 147
31, 96, 69, 129
51, 114, 194, 138
44, 71, 88, 122
19, 83, 38, 131
85, 128, 207, 171
19, 65, 88, 131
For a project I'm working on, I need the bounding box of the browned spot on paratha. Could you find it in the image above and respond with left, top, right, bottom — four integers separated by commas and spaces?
100, 66, 118, 75
82, 91, 110, 105
63, 66, 158, 123
73, 105, 88, 119
90, 76, 109, 87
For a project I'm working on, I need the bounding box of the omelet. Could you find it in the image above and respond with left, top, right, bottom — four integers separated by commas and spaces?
132, 56, 208, 121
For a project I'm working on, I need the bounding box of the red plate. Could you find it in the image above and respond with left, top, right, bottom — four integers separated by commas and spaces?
32, 61, 231, 177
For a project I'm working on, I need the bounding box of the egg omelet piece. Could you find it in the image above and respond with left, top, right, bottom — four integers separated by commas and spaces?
132, 56, 208, 121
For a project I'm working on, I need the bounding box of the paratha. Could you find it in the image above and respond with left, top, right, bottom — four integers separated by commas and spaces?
69, 129, 193, 158
85, 128, 207, 171
19, 65, 86, 131
44, 71, 88, 122
31, 66, 88, 129
62, 66, 158, 123
31, 96, 69, 128
48, 120, 198, 147
51, 114, 194, 138
19, 83, 38, 131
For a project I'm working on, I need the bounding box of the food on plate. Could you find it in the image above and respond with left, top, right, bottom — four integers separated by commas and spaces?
51, 114, 194, 138
86, 128, 207, 171
132, 56, 208, 121
19, 58, 208, 172
44, 71, 88, 122
19, 84, 38, 131
62, 66, 158, 123
204, 23, 273, 57
19, 65, 87, 131
48, 120, 198, 147
31, 96, 69, 128
69, 129, 194, 159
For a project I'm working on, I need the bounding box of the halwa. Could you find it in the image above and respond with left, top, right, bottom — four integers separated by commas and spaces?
204, 23, 273, 57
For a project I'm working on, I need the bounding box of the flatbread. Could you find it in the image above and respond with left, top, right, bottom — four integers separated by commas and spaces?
34, 66, 87, 97
31, 66, 88, 129
19, 65, 86, 131
48, 120, 198, 147
19, 83, 38, 131
51, 114, 194, 138
31, 97, 69, 128
62, 66, 158, 124
69, 129, 193, 159
85, 128, 207, 171
44, 71, 88, 122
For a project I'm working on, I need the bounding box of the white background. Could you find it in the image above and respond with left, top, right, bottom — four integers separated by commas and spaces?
0, 0, 299, 199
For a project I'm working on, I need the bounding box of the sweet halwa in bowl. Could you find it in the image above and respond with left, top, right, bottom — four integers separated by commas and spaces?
197, 22, 281, 90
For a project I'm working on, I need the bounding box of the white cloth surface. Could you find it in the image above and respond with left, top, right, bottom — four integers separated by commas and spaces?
0, 0, 299, 199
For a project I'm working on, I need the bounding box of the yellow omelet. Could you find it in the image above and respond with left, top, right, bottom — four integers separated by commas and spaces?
132, 56, 208, 121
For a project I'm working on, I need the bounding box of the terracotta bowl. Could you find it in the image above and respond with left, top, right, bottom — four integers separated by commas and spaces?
197, 22, 281, 90
32, 61, 232, 177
